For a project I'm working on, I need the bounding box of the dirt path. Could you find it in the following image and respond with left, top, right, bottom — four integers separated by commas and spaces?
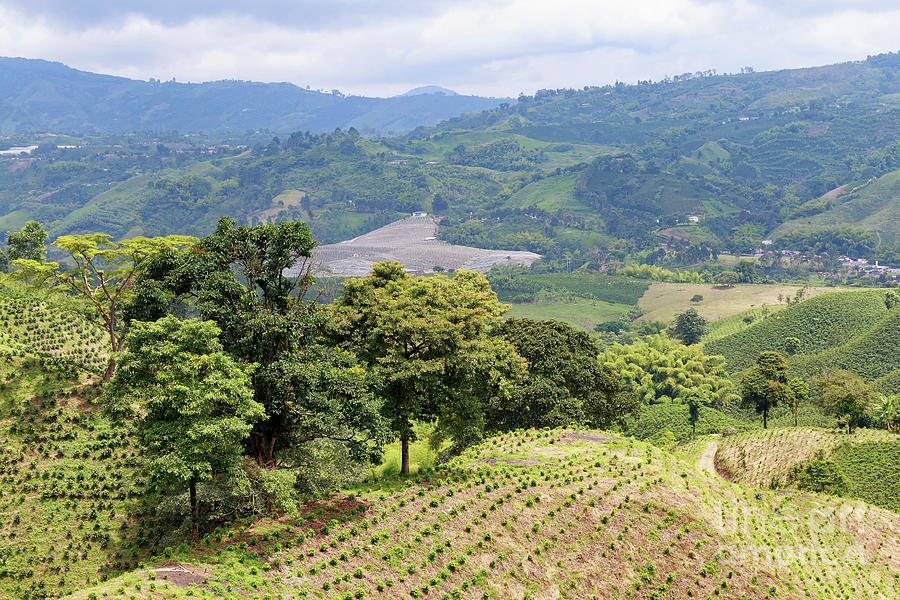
698, 440, 719, 477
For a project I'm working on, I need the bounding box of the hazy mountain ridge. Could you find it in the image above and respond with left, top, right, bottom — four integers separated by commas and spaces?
0, 57, 504, 136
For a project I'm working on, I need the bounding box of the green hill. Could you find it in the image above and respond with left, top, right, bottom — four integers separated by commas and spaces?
705, 290, 891, 375
65, 428, 900, 600
775, 169, 900, 244
714, 428, 900, 511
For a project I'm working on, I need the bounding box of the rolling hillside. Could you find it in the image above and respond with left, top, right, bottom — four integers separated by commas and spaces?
714, 428, 900, 511
66, 429, 900, 600
705, 290, 893, 376
774, 169, 900, 245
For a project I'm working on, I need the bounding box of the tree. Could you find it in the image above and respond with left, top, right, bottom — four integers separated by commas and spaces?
600, 336, 736, 406
671, 308, 708, 345
6, 221, 47, 262
787, 377, 809, 427
690, 294, 704, 303
815, 369, 873, 434
740, 351, 790, 429
12, 233, 196, 380
108, 317, 264, 542
885, 290, 899, 310
875, 394, 897, 432
328, 262, 525, 474
493, 318, 638, 431
127, 217, 386, 473
714, 271, 740, 287
686, 392, 707, 438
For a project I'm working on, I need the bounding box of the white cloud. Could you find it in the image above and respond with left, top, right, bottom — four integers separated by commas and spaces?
0, 1, 898, 97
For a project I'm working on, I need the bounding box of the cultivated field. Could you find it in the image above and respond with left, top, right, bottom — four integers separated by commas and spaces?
506, 297, 631, 330
637, 282, 837, 324
296, 217, 540, 277
69, 429, 900, 600
715, 428, 896, 488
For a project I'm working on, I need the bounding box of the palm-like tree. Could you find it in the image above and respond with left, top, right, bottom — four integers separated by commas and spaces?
876, 394, 897, 432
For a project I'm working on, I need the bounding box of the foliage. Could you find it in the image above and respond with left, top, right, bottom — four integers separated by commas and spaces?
11, 230, 196, 379
130, 217, 387, 475
793, 456, 849, 496
600, 335, 736, 406
713, 271, 740, 287
814, 369, 875, 434
5, 220, 47, 261
108, 317, 264, 541
740, 351, 791, 429
671, 308, 708, 345
328, 262, 526, 471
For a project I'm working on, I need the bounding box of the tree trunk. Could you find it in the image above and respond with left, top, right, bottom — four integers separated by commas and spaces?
794, 409, 798, 428
692, 422, 696, 438
102, 357, 117, 382
763, 408, 767, 429
189, 477, 199, 543
401, 434, 410, 476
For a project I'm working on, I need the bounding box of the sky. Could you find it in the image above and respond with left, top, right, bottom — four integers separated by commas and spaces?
0, 0, 898, 98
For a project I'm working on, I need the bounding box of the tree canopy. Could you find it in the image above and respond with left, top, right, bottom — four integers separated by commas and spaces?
108, 317, 264, 541
671, 308, 708, 345
328, 262, 526, 473
740, 351, 791, 429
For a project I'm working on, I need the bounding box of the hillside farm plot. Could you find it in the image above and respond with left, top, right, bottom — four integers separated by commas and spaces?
293, 217, 540, 277
69, 428, 900, 600
637, 282, 836, 324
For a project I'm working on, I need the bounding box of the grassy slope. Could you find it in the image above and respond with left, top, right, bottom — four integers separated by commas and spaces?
67, 429, 900, 600
637, 282, 833, 325
715, 428, 895, 487
705, 290, 889, 374
774, 169, 900, 244
0, 352, 149, 599
506, 298, 631, 330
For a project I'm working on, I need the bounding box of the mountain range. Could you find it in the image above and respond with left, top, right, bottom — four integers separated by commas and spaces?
0, 57, 504, 136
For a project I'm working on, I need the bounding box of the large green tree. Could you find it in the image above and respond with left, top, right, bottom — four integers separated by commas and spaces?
493, 318, 638, 431
740, 351, 791, 429
814, 369, 873, 434
6, 221, 47, 262
671, 308, 708, 345
108, 317, 264, 542
328, 262, 525, 474
126, 217, 387, 471
12, 233, 196, 380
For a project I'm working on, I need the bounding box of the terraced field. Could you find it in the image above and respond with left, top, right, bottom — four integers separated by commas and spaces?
68, 429, 900, 600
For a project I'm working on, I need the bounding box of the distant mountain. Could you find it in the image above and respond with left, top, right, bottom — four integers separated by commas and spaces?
0, 57, 504, 135
398, 85, 458, 97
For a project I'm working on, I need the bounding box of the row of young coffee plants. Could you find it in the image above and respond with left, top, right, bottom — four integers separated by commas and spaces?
0, 351, 157, 599
0, 295, 108, 375
69, 429, 899, 600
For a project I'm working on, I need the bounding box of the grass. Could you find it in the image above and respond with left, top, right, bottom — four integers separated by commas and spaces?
66, 427, 900, 600
504, 174, 582, 212
704, 304, 788, 342
371, 424, 446, 479
715, 427, 897, 492
637, 282, 836, 326
506, 297, 631, 330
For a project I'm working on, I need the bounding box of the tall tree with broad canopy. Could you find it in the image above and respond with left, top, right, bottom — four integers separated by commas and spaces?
12, 232, 196, 380
493, 318, 638, 430
328, 262, 526, 474
740, 351, 791, 429
108, 317, 264, 542
814, 369, 874, 434
125, 217, 388, 472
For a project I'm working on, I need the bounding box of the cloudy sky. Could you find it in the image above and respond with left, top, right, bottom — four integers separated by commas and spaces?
0, 0, 898, 97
